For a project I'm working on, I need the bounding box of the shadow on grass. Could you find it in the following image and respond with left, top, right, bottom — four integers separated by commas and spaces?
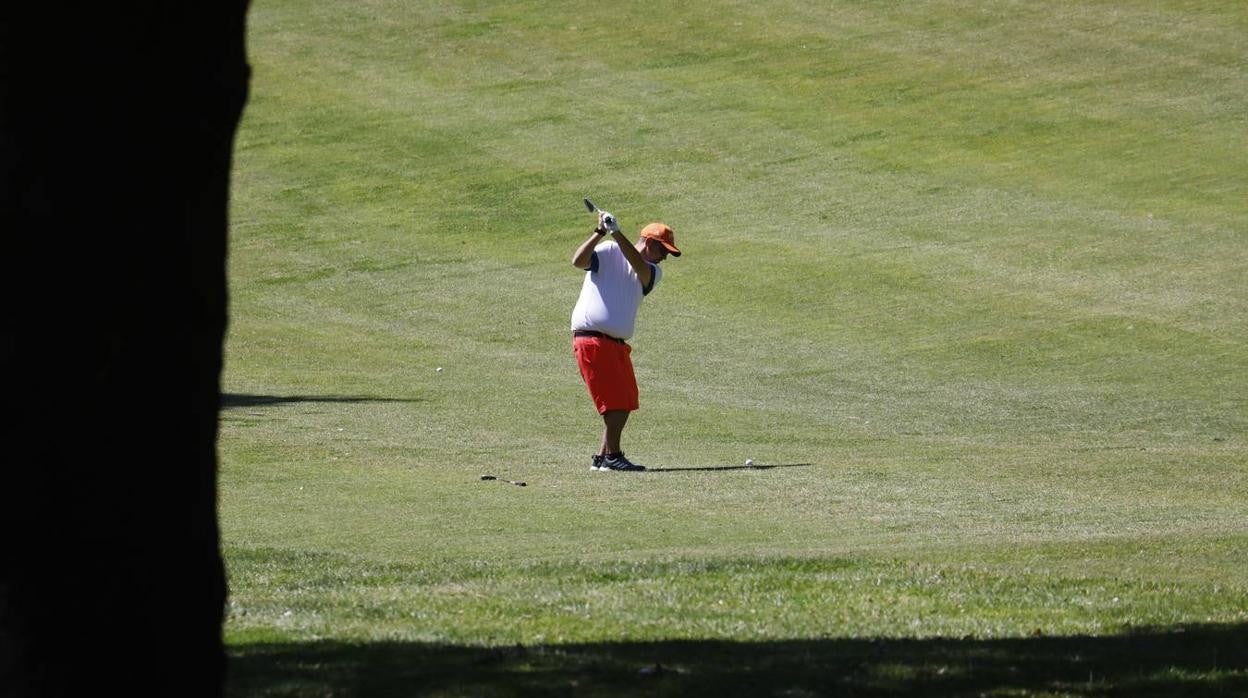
220, 393, 423, 409
226, 623, 1247, 697
646, 463, 813, 473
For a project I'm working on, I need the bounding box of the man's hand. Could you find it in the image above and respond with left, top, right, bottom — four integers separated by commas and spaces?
598, 211, 620, 233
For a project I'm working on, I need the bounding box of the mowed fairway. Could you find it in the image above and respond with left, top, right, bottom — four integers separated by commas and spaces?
220, 1, 1247, 695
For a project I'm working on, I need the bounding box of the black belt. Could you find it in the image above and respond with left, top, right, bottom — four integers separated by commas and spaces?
574, 330, 627, 344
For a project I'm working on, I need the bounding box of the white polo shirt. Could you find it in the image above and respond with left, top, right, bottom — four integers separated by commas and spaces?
570, 240, 661, 341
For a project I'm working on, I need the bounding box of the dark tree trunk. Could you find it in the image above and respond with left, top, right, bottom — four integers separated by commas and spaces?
1, 4, 249, 696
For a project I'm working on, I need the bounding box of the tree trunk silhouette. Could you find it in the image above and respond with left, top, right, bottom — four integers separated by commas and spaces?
1, 4, 249, 697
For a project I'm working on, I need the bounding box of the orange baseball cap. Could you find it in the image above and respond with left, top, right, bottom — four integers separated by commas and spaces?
640, 222, 681, 257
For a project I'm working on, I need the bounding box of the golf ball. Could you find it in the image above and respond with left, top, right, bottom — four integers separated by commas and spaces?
745, 458, 754, 466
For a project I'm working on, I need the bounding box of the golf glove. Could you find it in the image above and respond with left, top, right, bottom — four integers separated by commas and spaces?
598, 211, 619, 233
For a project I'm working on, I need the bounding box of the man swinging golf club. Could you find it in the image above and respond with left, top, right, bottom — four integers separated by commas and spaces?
571, 200, 681, 472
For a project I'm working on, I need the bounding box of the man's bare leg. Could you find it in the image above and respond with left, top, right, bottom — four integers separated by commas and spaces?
600, 409, 630, 455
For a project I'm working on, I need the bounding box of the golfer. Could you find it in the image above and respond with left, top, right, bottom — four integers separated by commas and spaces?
570, 211, 681, 472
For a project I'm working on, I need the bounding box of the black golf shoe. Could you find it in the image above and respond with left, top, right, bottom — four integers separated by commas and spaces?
602, 453, 646, 472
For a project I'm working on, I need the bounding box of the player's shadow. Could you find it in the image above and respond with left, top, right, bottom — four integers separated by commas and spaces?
646, 463, 813, 473
220, 393, 423, 409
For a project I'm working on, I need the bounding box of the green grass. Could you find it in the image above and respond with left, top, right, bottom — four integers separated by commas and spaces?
221, 1, 1248, 695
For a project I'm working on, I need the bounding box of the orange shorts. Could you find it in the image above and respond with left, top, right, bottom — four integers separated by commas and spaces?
573, 335, 638, 414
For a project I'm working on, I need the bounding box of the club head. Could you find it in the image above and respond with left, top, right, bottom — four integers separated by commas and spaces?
583, 198, 598, 213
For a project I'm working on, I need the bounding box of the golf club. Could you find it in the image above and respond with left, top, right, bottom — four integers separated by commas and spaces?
480, 474, 526, 487
583, 197, 617, 232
